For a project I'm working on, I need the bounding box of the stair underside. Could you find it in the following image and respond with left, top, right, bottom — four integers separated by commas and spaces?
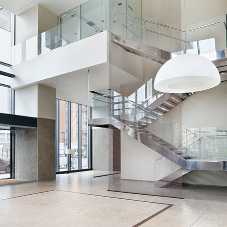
111, 33, 171, 64
155, 168, 194, 188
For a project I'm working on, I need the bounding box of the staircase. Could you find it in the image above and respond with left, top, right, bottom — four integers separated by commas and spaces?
89, 90, 227, 187
137, 93, 188, 125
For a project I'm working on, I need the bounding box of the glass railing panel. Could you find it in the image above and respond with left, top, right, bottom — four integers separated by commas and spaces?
185, 126, 227, 161
12, 6, 107, 65
89, 90, 112, 119
11, 3, 227, 65
185, 14, 226, 61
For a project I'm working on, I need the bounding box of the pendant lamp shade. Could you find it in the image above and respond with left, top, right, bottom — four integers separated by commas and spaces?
154, 54, 220, 93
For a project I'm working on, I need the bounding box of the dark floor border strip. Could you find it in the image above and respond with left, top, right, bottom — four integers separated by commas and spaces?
57, 190, 173, 226
107, 190, 184, 200
0, 190, 55, 201
93, 172, 121, 178
56, 189, 173, 206
133, 205, 173, 227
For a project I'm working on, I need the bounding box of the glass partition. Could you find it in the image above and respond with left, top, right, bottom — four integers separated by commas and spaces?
0, 8, 12, 65
58, 100, 68, 172
0, 130, 10, 179
185, 126, 227, 162
71, 103, 79, 170
0, 86, 12, 114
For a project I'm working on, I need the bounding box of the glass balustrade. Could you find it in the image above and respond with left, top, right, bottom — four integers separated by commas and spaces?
89, 89, 227, 163
11, 0, 227, 65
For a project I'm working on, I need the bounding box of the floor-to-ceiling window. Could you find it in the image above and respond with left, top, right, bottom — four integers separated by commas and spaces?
56, 100, 91, 173
0, 7, 15, 180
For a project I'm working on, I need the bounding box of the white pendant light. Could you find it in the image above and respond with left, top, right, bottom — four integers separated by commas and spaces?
154, 54, 221, 93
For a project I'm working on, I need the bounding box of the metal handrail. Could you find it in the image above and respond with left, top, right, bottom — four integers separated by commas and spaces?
127, 23, 191, 44
113, 12, 184, 32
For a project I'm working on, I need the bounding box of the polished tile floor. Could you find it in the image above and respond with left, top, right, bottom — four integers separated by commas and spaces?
0, 171, 226, 227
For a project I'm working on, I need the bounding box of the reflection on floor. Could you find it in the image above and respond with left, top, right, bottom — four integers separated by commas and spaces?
0, 173, 10, 180
0, 171, 227, 227
0, 179, 24, 186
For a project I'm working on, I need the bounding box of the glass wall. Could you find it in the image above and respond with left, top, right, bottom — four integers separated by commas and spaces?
58, 100, 68, 171
0, 8, 12, 65
56, 100, 91, 173
0, 130, 10, 179
71, 103, 79, 170
81, 105, 88, 169
0, 86, 12, 114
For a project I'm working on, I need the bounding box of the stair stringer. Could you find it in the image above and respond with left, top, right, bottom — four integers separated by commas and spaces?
89, 117, 224, 171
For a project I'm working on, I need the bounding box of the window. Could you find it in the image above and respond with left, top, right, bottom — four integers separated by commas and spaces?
56, 100, 91, 173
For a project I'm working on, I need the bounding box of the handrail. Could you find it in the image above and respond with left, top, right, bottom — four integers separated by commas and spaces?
113, 12, 184, 32
188, 20, 225, 32
90, 90, 224, 156
90, 90, 196, 136
127, 23, 190, 44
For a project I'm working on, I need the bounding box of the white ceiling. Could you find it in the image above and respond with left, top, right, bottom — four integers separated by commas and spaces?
0, 0, 89, 16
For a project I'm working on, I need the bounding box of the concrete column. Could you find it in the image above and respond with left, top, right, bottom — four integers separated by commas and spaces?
15, 84, 56, 181
15, 4, 57, 45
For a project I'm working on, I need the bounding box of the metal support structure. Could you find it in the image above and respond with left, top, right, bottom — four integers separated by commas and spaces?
184, 0, 187, 54
67, 102, 71, 171
78, 104, 82, 170
55, 99, 59, 172
88, 107, 92, 169
10, 89, 15, 115
10, 127, 15, 179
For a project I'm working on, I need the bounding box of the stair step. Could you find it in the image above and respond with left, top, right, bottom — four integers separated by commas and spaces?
151, 110, 164, 116
180, 154, 189, 159
172, 150, 182, 155
170, 95, 182, 103
163, 100, 176, 108
158, 105, 171, 112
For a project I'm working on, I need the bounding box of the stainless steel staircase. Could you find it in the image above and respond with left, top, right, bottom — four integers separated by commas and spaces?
90, 117, 225, 171
90, 90, 227, 185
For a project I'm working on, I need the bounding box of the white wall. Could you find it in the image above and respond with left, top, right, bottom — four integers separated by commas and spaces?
121, 132, 180, 181
15, 4, 58, 45
15, 84, 56, 119
185, 0, 227, 25
15, 84, 38, 118
38, 84, 56, 120
160, 82, 227, 128
38, 5, 57, 34
15, 5, 38, 45
10, 31, 109, 89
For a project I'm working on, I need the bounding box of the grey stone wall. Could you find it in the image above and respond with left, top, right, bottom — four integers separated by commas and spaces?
37, 118, 56, 181
92, 127, 113, 174
92, 127, 121, 176
15, 118, 55, 182
15, 128, 38, 181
